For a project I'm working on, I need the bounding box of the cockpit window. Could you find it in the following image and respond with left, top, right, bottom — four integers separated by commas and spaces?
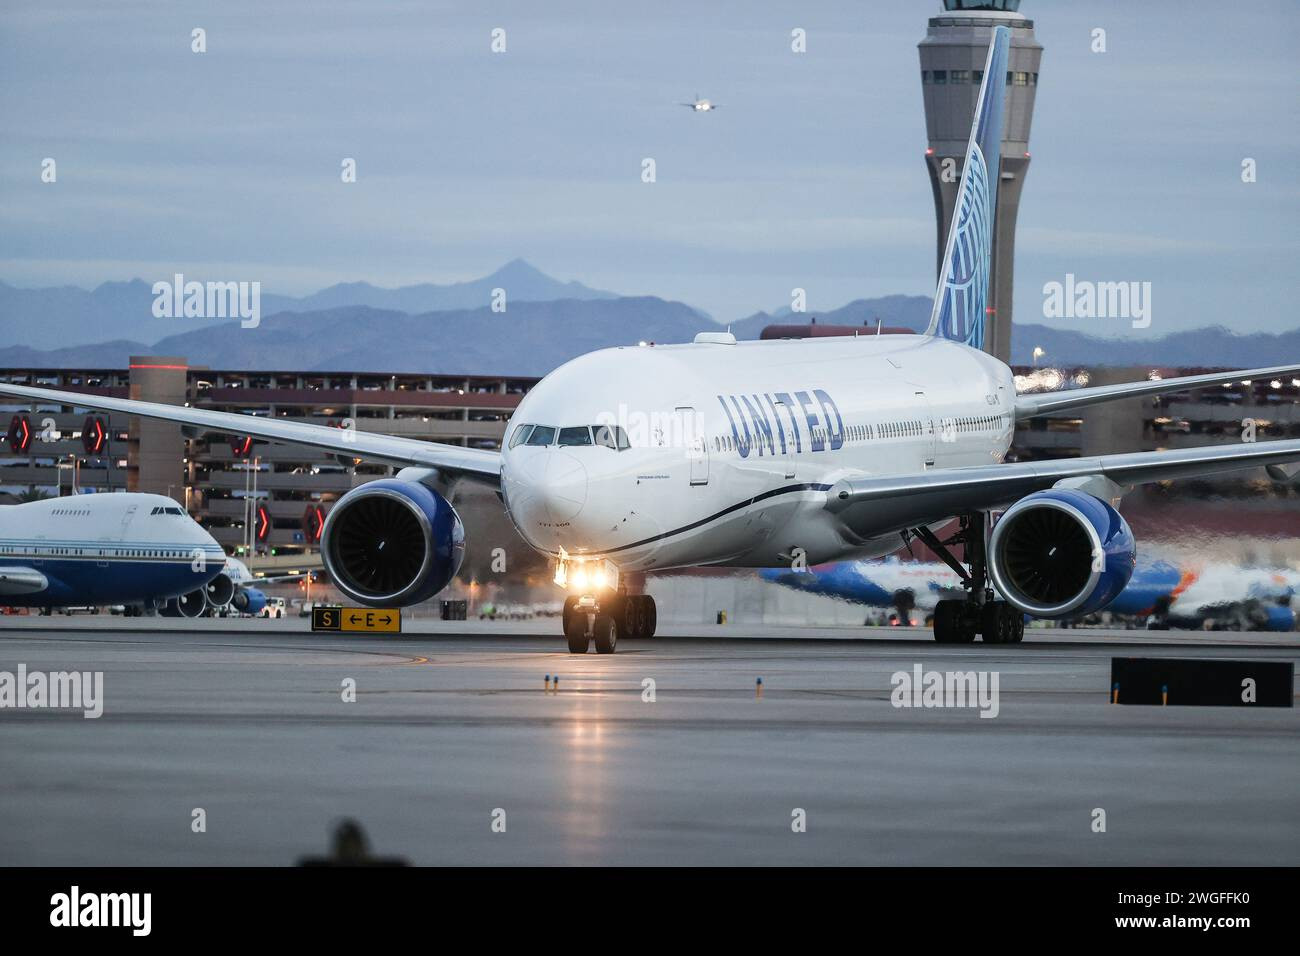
557, 426, 593, 447
525, 425, 556, 446
508, 424, 534, 449
593, 424, 630, 450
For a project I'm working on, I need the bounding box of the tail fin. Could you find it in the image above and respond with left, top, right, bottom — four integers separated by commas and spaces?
924, 26, 1010, 349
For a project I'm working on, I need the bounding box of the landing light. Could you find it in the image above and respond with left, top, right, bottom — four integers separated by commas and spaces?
555, 556, 619, 593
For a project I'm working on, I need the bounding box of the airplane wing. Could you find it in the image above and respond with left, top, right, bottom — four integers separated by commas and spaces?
1015, 363, 1300, 420
0, 383, 502, 488
825, 438, 1300, 532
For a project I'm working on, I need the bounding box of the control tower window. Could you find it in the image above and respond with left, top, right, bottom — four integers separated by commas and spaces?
932, 70, 947, 85
1012, 71, 1029, 86
950, 70, 971, 84
943, 1, 1021, 11
922, 70, 930, 84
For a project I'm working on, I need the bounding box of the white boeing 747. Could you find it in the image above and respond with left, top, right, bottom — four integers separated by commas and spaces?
0, 493, 226, 615
2, 28, 1298, 651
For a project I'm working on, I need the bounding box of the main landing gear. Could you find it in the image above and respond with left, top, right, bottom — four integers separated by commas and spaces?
562, 593, 657, 654
907, 512, 1024, 645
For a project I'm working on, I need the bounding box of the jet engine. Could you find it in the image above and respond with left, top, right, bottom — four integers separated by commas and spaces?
205, 571, 236, 608
321, 479, 465, 607
160, 587, 208, 618
231, 586, 267, 616
988, 488, 1136, 618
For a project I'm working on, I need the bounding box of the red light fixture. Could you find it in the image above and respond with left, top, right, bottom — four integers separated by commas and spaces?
82, 415, 106, 454
7, 415, 31, 453
302, 504, 325, 542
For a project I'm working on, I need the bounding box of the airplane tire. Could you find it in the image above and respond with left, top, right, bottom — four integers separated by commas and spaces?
623, 595, 656, 638
933, 600, 965, 643
620, 596, 642, 639
565, 613, 589, 654
981, 602, 1024, 644
562, 596, 579, 635
593, 614, 618, 654
981, 603, 1005, 643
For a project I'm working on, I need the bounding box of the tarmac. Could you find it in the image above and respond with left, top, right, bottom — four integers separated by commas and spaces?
0, 616, 1296, 865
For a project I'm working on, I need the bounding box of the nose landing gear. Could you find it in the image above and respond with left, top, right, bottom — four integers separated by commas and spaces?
561, 592, 657, 653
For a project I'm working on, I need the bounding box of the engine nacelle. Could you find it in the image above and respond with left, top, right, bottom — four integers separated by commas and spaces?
988, 488, 1136, 618
231, 586, 267, 616
205, 571, 236, 608
160, 587, 208, 618
321, 479, 465, 607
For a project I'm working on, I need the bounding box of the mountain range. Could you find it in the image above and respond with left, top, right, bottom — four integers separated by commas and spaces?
1, 261, 1295, 374
0, 259, 615, 351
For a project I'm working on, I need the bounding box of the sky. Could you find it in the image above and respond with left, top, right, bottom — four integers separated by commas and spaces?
1, 0, 1297, 336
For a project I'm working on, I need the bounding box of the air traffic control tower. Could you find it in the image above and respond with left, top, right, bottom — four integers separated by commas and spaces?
919, 1, 1042, 364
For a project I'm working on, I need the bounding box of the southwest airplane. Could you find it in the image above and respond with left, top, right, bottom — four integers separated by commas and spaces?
2, 28, 1299, 652
0, 493, 227, 615
764, 557, 1299, 632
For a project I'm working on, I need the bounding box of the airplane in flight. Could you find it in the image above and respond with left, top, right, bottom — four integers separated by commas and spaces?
680, 96, 719, 112
763, 557, 1299, 632
2, 28, 1298, 652
0, 492, 226, 616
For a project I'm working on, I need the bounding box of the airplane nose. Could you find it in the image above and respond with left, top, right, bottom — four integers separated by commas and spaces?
539, 452, 587, 522
509, 450, 588, 528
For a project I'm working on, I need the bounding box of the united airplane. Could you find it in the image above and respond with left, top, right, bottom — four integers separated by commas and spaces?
0, 493, 226, 615
2, 28, 1299, 652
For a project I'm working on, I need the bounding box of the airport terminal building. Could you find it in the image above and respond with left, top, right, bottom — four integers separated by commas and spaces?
0, 358, 533, 557
3, 353, 1298, 565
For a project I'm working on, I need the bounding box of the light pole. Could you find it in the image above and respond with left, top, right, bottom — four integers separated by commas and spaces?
251, 455, 260, 557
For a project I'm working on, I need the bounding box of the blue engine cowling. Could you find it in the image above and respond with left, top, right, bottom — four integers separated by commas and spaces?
321, 479, 465, 607
988, 488, 1136, 618
231, 586, 267, 616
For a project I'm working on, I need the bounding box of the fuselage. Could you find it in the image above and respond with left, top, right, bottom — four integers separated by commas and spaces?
767, 556, 1299, 629
500, 333, 1015, 572
0, 493, 224, 607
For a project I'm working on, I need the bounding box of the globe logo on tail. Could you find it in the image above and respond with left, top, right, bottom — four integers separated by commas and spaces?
936, 143, 992, 350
